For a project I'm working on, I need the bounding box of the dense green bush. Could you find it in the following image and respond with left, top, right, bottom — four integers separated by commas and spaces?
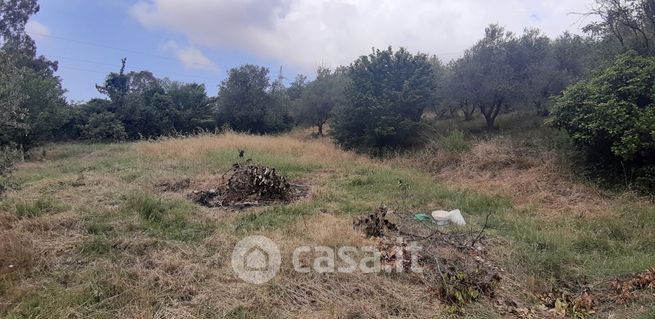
94, 67, 216, 140
79, 112, 127, 142
331, 47, 439, 154
549, 53, 655, 191
215, 64, 293, 134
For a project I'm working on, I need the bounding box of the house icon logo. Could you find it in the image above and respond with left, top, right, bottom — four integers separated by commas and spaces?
231, 235, 281, 284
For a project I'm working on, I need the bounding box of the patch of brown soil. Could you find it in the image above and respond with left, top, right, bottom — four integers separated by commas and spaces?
155, 178, 191, 192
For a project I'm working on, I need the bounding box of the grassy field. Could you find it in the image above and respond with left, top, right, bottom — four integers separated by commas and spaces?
1, 131, 654, 318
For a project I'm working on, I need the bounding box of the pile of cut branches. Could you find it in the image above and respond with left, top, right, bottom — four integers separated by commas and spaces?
353, 205, 398, 237
225, 162, 291, 200
353, 205, 500, 315
189, 162, 301, 208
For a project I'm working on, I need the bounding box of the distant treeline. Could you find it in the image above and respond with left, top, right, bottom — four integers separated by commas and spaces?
1, 0, 655, 191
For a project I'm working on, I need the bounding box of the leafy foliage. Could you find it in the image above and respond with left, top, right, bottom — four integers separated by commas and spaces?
440, 26, 598, 127
79, 112, 127, 142
332, 47, 439, 153
0, 0, 67, 151
90, 63, 215, 140
0, 53, 27, 140
549, 53, 655, 191
0, 144, 21, 193
585, 0, 655, 57
215, 64, 292, 134
296, 67, 347, 135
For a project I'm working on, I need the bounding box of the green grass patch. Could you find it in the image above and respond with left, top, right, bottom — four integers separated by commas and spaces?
122, 192, 214, 242
438, 130, 470, 153
4, 267, 129, 318
80, 236, 112, 256
235, 203, 316, 232
488, 201, 655, 284
13, 197, 67, 218
329, 167, 509, 216
85, 216, 115, 236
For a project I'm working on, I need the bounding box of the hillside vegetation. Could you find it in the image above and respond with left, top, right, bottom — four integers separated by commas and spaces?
1, 0, 655, 317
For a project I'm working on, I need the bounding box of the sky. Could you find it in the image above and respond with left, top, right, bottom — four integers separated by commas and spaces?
28, 0, 598, 102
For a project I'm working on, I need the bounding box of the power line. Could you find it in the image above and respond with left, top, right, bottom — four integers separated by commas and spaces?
57, 65, 108, 74
47, 55, 218, 81
29, 31, 215, 67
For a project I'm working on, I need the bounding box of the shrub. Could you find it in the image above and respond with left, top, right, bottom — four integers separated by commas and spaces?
331, 47, 439, 154
549, 53, 655, 191
79, 112, 127, 142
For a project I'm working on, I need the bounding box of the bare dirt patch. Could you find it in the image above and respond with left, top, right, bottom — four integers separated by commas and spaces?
155, 178, 191, 192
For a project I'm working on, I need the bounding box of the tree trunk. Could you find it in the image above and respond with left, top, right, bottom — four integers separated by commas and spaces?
464, 107, 474, 121
481, 102, 500, 131
462, 101, 475, 121
484, 115, 495, 131
317, 123, 323, 136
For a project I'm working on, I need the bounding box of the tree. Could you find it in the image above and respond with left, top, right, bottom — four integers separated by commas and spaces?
0, 0, 67, 150
0, 0, 39, 42
216, 64, 292, 133
0, 53, 27, 143
332, 47, 439, 153
549, 53, 655, 190
287, 74, 307, 102
0, 52, 30, 186
442, 57, 478, 120
506, 28, 557, 115
164, 81, 215, 132
550, 32, 602, 95
584, 0, 655, 56
96, 58, 129, 112
14, 66, 69, 146
297, 67, 347, 135
464, 25, 517, 130
94, 62, 215, 139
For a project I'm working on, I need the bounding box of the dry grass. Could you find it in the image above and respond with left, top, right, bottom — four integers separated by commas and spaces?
134, 131, 371, 167
1, 131, 653, 318
0, 231, 35, 277
391, 138, 623, 219
0, 133, 445, 318
443, 140, 618, 218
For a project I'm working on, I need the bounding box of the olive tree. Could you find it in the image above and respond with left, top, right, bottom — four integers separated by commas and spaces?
297, 67, 347, 135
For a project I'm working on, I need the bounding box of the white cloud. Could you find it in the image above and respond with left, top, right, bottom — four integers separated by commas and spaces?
26, 20, 50, 37
162, 40, 220, 71
131, 0, 597, 72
